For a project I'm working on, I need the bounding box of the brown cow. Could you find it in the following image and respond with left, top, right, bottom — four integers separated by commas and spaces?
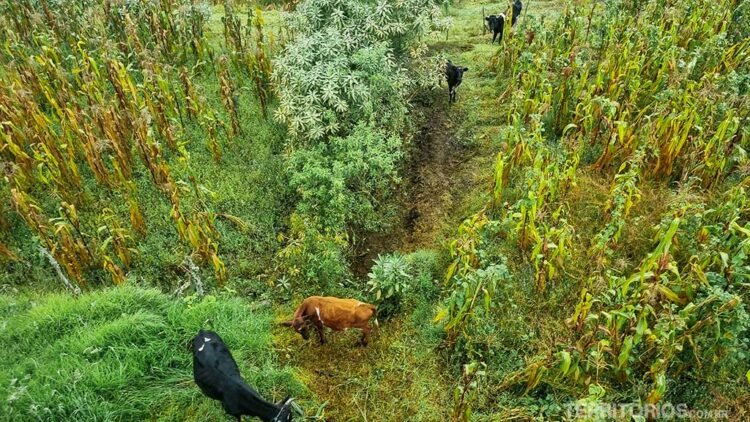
280, 296, 377, 346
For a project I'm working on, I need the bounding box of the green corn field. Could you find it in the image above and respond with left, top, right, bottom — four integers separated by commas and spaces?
0, 0, 748, 420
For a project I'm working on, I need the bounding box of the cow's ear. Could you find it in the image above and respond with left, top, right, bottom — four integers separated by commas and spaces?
279, 320, 293, 327
463, 67, 470, 72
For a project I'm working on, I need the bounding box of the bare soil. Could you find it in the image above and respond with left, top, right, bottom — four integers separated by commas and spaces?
351, 101, 472, 278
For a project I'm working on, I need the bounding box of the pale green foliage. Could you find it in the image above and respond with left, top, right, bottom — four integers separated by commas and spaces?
293, 0, 450, 54
288, 124, 403, 231
367, 253, 413, 318
274, 0, 449, 143
275, 38, 410, 142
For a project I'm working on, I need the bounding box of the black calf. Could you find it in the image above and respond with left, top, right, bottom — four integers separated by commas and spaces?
512, 0, 523, 27
192, 330, 293, 422
445, 60, 469, 104
485, 14, 506, 44
486, 0, 523, 44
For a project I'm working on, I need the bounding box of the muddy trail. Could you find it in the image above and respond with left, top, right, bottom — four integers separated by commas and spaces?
351, 101, 472, 278
276, 95, 477, 422
273, 0, 540, 418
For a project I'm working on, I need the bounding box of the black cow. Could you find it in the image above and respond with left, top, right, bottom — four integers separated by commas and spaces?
445, 60, 469, 103
485, 14, 506, 44
192, 330, 294, 422
511, 0, 523, 26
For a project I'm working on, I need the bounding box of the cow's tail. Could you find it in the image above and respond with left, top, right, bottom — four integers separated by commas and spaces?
370, 304, 380, 327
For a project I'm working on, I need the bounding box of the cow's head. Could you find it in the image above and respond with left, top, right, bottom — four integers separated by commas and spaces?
456, 66, 469, 80
273, 396, 295, 422
280, 317, 310, 340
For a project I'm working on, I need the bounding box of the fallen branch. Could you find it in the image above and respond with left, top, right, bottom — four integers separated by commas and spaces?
39, 246, 81, 296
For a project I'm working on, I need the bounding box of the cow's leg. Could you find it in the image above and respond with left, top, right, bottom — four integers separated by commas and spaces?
492, 31, 497, 44
313, 320, 326, 345
359, 326, 371, 347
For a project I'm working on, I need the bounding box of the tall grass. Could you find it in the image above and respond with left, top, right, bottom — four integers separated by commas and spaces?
0, 286, 306, 420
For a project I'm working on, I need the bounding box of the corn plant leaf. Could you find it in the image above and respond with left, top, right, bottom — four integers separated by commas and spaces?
635, 314, 648, 343
444, 259, 458, 285
617, 336, 633, 369
559, 351, 571, 376
433, 307, 448, 323
657, 285, 683, 304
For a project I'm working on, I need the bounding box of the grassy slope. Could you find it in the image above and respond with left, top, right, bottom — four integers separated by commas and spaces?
0, 286, 306, 421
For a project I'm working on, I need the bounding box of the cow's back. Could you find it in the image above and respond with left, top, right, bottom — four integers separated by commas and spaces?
309, 296, 375, 329
192, 330, 239, 400
446, 63, 458, 85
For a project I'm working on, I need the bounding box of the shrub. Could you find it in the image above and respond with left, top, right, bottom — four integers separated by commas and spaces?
367, 253, 413, 319
274, 0, 449, 143
367, 250, 441, 319
288, 123, 403, 232
276, 213, 351, 291
274, 36, 411, 142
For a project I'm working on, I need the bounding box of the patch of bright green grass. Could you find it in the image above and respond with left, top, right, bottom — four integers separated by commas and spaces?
0, 285, 307, 421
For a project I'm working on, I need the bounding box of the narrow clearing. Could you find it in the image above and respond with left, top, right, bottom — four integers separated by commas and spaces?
274, 1, 563, 419
351, 104, 469, 278
277, 97, 472, 422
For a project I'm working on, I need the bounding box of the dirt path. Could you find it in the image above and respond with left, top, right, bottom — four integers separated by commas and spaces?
351, 105, 470, 277
274, 1, 566, 420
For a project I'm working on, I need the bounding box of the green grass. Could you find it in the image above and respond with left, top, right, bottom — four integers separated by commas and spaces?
274, 297, 449, 421
0, 286, 307, 421
3, 0, 747, 420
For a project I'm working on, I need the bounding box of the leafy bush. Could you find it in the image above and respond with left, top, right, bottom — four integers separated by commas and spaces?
274, 0, 448, 143
367, 253, 413, 318
276, 213, 351, 291
367, 250, 441, 319
274, 37, 411, 142
293, 0, 449, 56
288, 124, 403, 232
